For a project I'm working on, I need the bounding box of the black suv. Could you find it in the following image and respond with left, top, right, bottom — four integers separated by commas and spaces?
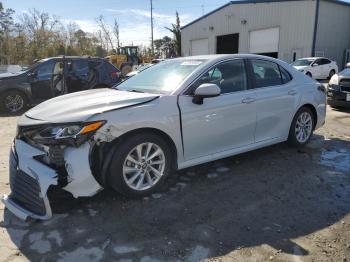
0, 56, 121, 113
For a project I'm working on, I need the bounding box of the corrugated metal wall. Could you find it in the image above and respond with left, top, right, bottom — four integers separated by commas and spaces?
181, 0, 316, 63
315, 1, 350, 68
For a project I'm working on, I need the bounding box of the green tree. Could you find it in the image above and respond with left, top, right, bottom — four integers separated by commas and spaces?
165, 11, 181, 57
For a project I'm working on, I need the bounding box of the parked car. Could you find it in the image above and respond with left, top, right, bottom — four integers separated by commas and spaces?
124, 63, 154, 79
327, 62, 350, 108
292, 57, 338, 80
0, 56, 121, 113
2, 54, 326, 220
0, 65, 27, 78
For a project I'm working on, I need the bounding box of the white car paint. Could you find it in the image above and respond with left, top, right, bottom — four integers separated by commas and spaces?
2, 54, 326, 220
292, 57, 338, 80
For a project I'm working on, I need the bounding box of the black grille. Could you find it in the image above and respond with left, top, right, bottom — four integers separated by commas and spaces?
10, 170, 46, 216
340, 79, 350, 92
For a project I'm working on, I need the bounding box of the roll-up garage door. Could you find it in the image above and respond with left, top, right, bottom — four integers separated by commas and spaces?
191, 38, 209, 56
249, 27, 279, 57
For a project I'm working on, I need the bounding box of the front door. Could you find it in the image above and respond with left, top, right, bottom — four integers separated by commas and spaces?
179, 59, 257, 160
250, 59, 299, 142
29, 59, 56, 102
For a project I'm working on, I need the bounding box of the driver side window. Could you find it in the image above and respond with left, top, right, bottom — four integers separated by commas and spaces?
192, 59, 247, 94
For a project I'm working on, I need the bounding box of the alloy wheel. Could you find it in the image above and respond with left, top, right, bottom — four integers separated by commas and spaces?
122, 142, 166, 191
4, 94, 24, 112
295, 112, 313, 143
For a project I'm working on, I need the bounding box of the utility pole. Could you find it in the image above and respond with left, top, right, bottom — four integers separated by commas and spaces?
150, 0, 154, 55
201, 4, 205, 15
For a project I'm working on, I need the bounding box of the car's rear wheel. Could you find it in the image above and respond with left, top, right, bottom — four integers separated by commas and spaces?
288, 107, 314, 147
328, 69, 335, 80
1, 90, 27, 114
108, 133, 172, 197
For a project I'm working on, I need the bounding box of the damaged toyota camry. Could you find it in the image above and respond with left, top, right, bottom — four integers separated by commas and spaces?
2, 54, 326, 220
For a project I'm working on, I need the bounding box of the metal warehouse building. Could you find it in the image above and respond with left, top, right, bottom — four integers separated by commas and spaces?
181, 0, 350, 68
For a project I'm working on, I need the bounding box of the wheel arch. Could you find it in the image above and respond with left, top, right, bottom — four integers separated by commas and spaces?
297, 103, 318, 130
90, 127, 179, 187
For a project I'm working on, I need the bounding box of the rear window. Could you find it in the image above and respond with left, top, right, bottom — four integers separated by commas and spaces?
251, 59, 283, 88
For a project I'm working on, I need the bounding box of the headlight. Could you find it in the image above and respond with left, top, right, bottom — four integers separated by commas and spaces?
298, 69, 305, 72
329, 74, 339, 86
20, 120, 106, 146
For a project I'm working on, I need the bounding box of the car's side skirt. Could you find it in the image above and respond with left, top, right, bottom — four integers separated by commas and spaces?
177, 136, 287, 170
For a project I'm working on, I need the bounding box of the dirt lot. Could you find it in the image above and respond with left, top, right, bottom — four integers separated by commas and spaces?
0, 107, 349, 262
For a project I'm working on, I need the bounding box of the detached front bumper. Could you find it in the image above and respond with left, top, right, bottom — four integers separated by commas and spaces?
2, 140, 58, 220
2, 139, 103, 220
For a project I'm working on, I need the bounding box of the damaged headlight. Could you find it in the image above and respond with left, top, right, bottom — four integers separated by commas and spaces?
20, 120, 106, 146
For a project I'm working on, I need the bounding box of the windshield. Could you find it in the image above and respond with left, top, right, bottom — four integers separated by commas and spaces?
292, 59, 314, 66
116, 59, 206, 94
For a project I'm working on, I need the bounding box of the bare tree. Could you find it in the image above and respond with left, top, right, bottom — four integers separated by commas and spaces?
96, 15, 114, 51
113, 19, 120, 49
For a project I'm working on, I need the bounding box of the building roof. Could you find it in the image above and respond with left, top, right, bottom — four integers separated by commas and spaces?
181, 0, 350, 30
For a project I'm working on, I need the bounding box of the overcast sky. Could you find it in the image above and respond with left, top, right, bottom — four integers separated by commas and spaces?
3, 0, 350, 47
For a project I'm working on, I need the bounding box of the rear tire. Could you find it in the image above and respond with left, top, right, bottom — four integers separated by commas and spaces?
288, 107, 314, 147
0, 90, 28, 114
108, 133, 172, 198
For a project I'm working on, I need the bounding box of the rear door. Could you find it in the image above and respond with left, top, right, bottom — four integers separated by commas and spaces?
65, 59, 90, 93
250, 59, 299, 142
179, 59, 257, 160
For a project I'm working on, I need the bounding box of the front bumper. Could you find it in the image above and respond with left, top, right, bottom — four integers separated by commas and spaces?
327, 89, 350, 108
2, 140, 58, 220
2, 139, 103, 220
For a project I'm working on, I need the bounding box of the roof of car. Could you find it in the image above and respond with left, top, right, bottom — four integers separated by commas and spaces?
47, 56, 106, 60
174, 54, 280, 61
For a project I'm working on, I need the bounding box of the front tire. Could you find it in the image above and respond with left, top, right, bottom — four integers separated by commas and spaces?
0, 90, 28, 114
108, 133, 172, 197
306, 72, 312, 78
288, 107, 314, 147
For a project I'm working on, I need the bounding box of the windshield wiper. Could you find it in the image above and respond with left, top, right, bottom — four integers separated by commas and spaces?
128, 89, 144, 93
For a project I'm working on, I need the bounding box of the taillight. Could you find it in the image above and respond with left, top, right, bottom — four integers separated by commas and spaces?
317, 84, 326, 93
111, 71, 120, 78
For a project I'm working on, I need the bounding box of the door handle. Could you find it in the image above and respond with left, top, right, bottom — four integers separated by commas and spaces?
241, 97, 256, 104
288, 90, 297, 96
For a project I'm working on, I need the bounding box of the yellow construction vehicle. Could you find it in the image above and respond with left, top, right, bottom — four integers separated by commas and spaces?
106, 46, 142, 77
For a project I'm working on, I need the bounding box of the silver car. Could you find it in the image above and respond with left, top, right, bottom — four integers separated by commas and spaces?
3, 54, 326, 220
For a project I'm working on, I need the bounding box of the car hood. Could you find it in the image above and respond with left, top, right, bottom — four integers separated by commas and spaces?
293, 65, 309, 71
0, 72, 25, 80
339, 68, 350, 78
24, 88, 159, 123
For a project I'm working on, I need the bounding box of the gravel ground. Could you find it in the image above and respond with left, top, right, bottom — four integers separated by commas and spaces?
0, 106, 349, 262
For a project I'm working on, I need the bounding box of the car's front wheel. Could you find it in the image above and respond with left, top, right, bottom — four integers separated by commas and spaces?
288, 107, 314, 147
108, 133, 172, 197
0, 90, 27, 114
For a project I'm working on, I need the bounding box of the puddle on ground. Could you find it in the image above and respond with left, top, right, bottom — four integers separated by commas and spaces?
319, 149, 350, 173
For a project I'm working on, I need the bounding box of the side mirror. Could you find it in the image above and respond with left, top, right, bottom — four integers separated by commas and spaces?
27, 71, 37, 78
345, 62, 350, 69
312, 63, 319, 67
192, 83, 221, 105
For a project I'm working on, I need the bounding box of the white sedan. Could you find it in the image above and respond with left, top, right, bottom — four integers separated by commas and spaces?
292, 57, 338, 80
3, 54, 326, 220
